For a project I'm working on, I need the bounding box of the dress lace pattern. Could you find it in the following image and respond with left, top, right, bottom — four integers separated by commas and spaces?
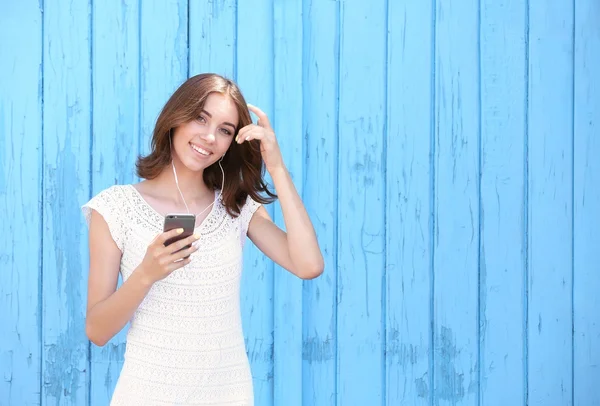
82, 184, 261, 405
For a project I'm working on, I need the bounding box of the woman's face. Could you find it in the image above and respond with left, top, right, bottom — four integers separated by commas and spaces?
171, 92, 239, 172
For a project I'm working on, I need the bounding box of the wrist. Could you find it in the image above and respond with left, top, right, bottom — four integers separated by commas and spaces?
132, 266, 155, 289
267, 164, 288, 180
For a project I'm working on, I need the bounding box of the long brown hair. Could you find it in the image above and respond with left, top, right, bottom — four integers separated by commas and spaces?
135, 73, 276, 216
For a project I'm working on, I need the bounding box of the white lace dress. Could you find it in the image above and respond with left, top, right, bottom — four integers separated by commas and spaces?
82, 184, 260, 405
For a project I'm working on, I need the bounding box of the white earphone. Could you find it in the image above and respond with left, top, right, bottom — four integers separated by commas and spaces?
169, 131, 225, 217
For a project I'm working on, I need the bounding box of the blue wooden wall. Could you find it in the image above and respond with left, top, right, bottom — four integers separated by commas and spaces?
1, 0, 599, 405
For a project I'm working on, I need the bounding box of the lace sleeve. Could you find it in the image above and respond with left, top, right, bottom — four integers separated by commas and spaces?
81, 185, 126, 252
239, 194, 261, 242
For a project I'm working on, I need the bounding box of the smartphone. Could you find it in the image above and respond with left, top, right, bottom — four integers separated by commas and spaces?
163, 213, 196, 257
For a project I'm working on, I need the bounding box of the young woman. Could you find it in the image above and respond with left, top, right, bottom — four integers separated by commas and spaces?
82, 73, 324, 405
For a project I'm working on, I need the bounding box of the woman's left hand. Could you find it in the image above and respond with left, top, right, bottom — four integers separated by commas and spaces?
236, 104, 284, 173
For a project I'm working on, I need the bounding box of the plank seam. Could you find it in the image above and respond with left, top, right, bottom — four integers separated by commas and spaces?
234, 0, 238, 81
429, 0, 437, 404
382, 0, 389, 403
522, 0, 530, 403
570, 0, 576, 403
477, 0, 482, 404
270, 0, 276, 401
88, 0, 94, 403
299, 0, 307, 402
334, 1, 341, 404
137, 0, 142, 166
300, 1, 310, 402
39, 0, 46, 403
186, 0, 190, 78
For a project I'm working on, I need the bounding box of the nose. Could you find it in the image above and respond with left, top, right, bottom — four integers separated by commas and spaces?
203, 132, 216, 143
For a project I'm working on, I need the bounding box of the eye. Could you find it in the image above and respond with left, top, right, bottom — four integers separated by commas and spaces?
220, 128, 233, 136
197, 115, 207, 123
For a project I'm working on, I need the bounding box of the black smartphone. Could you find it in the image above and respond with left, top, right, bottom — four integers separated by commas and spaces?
163, 213, 196, 256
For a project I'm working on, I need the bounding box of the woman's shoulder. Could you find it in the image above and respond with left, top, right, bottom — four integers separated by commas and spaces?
82, 184, 133, 252
241, 193, 261, 213
82, 184, 136, 220
236, 193, 262, 234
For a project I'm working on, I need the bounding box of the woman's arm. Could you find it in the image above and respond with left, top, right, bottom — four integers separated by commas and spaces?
247, 166, 324, 279
238, 104, 324, 280
85, 210, 199, 346
85, 210, 151, 346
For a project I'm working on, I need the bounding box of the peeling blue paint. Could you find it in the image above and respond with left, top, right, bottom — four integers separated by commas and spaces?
2, 1, 600, 406
415, 376, 429, 398
435, 327, 465, 401
302, 337, 334, 363
43, 340, 87, 400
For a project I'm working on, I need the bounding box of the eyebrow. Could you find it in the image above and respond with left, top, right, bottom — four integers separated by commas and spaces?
201, 109, 237, 131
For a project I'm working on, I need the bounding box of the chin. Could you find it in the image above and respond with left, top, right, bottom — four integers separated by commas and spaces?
181, 157, 214, 173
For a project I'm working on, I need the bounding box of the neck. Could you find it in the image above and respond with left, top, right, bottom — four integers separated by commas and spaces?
155, 157, 212, 206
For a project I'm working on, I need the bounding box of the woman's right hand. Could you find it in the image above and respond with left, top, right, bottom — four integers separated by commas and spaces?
137, 228, 200, 285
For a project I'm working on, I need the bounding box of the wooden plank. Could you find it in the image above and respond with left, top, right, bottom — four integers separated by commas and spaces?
0, 2, 43, 405
432, 0, 480, 404
42, 0, 92, 404
236, 0, 275, 404
573, 0, 600, 404
479, 0, 527, 404
139, 0, 189, 157
272, 0, 310, 406
336, 0, 387, 403
88, 0, 140, 404
188, 0, 236, 78
527, 1, 574, 404
385, 0, 433, 404
301, 1, 339, 404
272, 0, 303, 404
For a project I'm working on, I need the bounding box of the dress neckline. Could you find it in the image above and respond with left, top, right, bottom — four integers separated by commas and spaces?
126, 184, 220, 231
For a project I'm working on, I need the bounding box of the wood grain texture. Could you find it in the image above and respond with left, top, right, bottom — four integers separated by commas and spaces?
337, 0, 387, 404
89, 0, 140, 404
527, 1, 574, 404
479, 0, 527, 404
0, 2, 43, 405
188, 0, 236, 78
139, 0, 188, 158
2, 1, 600, 405
573, 0, 600, 404
385, 0, 433, 404
42, 0, 92, 404
236, 0, 275, 404
301, 1, 339, 404
433, 0, 481, 404
273, 0, 304, 405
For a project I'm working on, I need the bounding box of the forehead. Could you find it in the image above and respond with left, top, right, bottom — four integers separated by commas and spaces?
202, 92, 239, 123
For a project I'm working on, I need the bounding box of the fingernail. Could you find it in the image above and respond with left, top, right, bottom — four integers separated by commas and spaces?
177, 228, 184, 234
194, 234, 200, 239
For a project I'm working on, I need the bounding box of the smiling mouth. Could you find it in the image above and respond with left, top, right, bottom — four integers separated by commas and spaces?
189, 143, 212, 157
